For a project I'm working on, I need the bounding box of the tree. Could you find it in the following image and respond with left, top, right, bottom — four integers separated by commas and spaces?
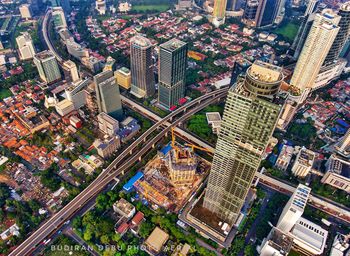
111, 233, 121, 242
100, 234, 110, 245
83, 228, 93, 241
0, 183, 10, 207
103, 249, 115, 256
0, 209, 4, 222
39, 165, 62, 192
72, 216, 82, 230
28, 199, 41, 212
139, 222, 153, 238
244, 245, 255, 256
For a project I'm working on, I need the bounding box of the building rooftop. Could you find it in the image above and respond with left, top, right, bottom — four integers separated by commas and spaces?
63, 60, 76, 69
130, 35, 151, 48
261, 227, 293, 256
248, 60, 283, 83
117, 67, 130, 75
145, 227, 169, 252
56, 99, 74, 109
160, 38, 187, 51
291, 217, 328, 254
35, 50, 54, 60
341, 2, 350, 11
123, 171, 144, 192
98, 112, 119, 126
131, 211, 144, 226
114, 198, 135, 215
206, 112, 221, 123
327, 155, 350, 178
297, 147, 316, 167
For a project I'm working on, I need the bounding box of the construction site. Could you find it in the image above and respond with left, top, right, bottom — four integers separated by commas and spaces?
134, 128, 212, 212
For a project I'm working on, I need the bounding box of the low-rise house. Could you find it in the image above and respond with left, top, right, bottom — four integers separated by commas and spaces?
113, 198, 135, 219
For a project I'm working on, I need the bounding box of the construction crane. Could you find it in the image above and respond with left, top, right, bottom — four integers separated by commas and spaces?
171, 127, 182, 161
171, 127, 214, 156
185, 143, 214, 154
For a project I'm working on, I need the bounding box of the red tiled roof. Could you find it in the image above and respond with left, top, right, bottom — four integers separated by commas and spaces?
131, 211, 144, 226
116, 222, 129, 234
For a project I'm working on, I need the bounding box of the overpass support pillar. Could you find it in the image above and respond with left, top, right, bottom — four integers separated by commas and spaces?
138, 156, 142, 161
121, 170, 125, 176
129, 150, 132, 155
143, 137, 146, 143
152, 144, 155, 149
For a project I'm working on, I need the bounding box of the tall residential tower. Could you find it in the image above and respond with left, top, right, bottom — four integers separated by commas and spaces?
212, 0, 228, 27
130, 35, 155, 98
203, 61, 284, 224
16, 32, 36, 60
323, 2, 350, 66
290, 9, 340, 91
158, 39, 188, 109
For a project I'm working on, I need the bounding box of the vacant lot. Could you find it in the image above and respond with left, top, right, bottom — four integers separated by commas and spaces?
274, 22, 299, 41
0, 88, 12, 100
132, 4, 170, 12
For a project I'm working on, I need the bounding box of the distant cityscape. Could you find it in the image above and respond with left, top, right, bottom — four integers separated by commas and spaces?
0, 0, 349, 256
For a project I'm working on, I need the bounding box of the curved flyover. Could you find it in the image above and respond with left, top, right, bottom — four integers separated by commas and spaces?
42, 9, 64, 63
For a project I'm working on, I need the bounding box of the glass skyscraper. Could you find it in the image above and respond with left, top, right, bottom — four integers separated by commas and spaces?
130, 35, 155, 98
33, 50, 61, 84
203, 60, 284, 224
158, 39, 188, 109
94, 70, 123, 120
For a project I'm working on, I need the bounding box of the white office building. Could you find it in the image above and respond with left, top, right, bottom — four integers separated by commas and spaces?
262, 184, 329, 256
275, 145, 294, 171
321, 154, 350, 193
291, 147, 316, 178
95, 0, 106, 15
277, 184, 311, 233
336, 128, 350, 156
65, 78, 91, 109
259, 227, 293, 256
330, 233, 350, 256
66, 40, 89, 60
97, 112, 119, 136
290, 217, 329, 255
16, 32, 35, 60
63, 60, 80, 82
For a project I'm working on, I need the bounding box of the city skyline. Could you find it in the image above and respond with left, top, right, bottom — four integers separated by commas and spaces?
2, 0, 350, 255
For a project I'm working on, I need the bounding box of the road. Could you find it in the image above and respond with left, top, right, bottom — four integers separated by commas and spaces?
64, 228, 100, 256
238, 188, 275, 256
42, 10, 64, 63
